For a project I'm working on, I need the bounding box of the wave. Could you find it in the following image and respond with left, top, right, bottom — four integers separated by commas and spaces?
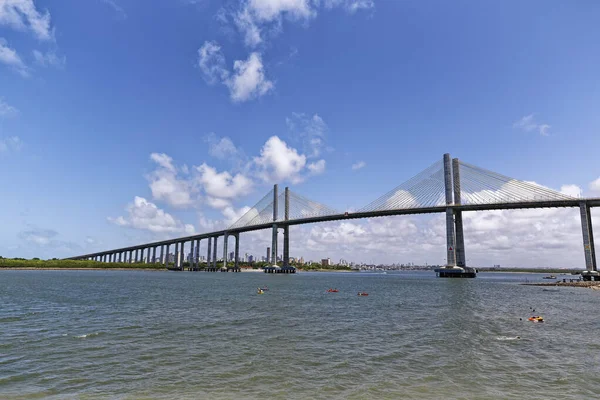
74, 332, 102, 339
496, 336, 521, 341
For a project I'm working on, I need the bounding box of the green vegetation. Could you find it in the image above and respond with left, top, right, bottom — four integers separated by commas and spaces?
0, 258, 165, 270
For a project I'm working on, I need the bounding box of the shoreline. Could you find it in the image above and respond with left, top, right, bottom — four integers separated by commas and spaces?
522, 281, 600, 289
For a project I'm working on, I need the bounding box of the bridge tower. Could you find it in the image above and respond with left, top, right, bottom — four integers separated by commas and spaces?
436, 153, 476, 278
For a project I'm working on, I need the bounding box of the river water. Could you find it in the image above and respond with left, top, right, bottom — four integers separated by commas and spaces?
0, 270, 598, 399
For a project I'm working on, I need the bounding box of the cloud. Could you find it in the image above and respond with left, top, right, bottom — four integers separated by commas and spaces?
108, 196, 196, 234
0, 136, 23, 153
197, 40, 229, 84
351, 160, 366, 170
513, 114, 551, 136
234, 0, 315, 47
101, 0, 127, 20
225, 52, 273, 102
195, 163, 253, 199
0, 97, 18, 117
150, 152, 176, 172
589, 177, 600, 196
560, 184, 581, 198
286, 112, 328, 158
307, 159, 326, 175
147, 153, 194, 208
254, 136, 307, 183
197, 42, 273, 102
0, 0, 54, 41
0, 38, 29, 76
18, 227, 80, 251
324, 0, 375, 13
32, 49, 65, 69
205, 133, 240, 160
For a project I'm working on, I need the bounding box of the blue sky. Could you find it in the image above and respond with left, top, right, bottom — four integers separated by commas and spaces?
1, 0, 600, 267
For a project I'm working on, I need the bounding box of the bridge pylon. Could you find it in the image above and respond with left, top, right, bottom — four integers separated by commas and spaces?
436, 153, 476, 278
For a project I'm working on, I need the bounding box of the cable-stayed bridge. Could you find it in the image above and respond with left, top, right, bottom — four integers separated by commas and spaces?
68, 154, 600, 277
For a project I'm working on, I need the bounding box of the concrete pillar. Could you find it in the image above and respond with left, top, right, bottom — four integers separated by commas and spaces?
443, 153, 456, 266
223, 234, 228, 269
283, 187, 290, 267
189, 240, 194, 269
173, 242, 179, 268
163, 244, 169, 266
181, 241, 185, 268
194, 239, 200, 268
213, 236, 218, 268
272, 184, 278, 265
234, 234, 240, 269
267, 247, 271, 264
152, 247, 156, 263
207, 237, 212, 267
452, 158, 466, 267
580, 202, 597, 271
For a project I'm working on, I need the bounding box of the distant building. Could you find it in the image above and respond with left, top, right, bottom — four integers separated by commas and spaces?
229, 251, 234, 262
321, 258, 331, 266
248, 255, 254, 263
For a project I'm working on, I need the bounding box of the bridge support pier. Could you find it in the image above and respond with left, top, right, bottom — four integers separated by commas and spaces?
234, 234, 239, 270
207, 237, 212, 268
222, 234, 228, 270
271, 184, 279, 266
194, 239, 200, 269
580, 202, 598, 280
436, 153, 476, 278
282, 186, 295, 272
213, 236, 218, 269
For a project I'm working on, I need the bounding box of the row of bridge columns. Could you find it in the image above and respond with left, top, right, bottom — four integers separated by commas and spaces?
86, 234, 242, 270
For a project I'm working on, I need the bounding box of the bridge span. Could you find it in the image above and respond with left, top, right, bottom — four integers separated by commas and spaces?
66, 154, 599, 278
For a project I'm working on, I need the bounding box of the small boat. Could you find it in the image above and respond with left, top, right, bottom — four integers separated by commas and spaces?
260, 287, 269, 291
542, 275, 557, 279
528, 316, 544, 322
357, 292, 369, 296
327, 288, 339, 293
257, 288, 264, 295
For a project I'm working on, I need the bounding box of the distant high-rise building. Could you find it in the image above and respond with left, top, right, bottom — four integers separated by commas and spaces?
321, 258, 331, 266
248, 255, 254, 263
229, 251, 234, 261
266, 247, 271, 263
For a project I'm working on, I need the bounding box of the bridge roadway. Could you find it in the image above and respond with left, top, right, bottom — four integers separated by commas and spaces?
67, 198, 600, 260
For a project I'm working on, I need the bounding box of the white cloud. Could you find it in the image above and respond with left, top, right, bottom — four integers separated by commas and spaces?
32, 48, 65, 69
324, 0, 375, 13
197, 42, 273, 102
513, 114, 551, 136
225, 52, 273, 102
235, 0, 315, 47
560, 184, 581, 198
197, 41, 229, 84
0, 0, 53, 41
147, 153, 194, 208
0, 136, 22, 152
101, 0, 127, 20
254, 136, 307, 183
286, 112, 328, 158
0, 97, 18, 117
150, 152, 176, 172
351, 160, 366, 170
589, 177, 600, 196
205, 133, 240, 160
0, 38, 28, 76
108, 196, 196, 234
307, 159, 326, 175
195, 163, 253, 199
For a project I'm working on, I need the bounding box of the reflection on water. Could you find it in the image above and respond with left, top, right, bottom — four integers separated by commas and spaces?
0, 270, 598, 399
